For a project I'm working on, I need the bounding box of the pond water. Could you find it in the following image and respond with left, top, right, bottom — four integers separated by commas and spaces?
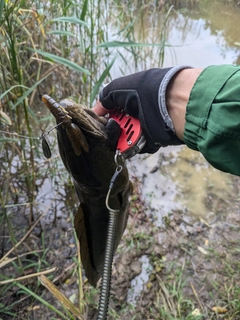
163, 1, 240, 67
127, 1, 240, 223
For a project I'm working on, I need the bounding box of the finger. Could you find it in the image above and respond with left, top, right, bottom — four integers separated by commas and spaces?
92, 100, 109, 116
105, 119, 121, 151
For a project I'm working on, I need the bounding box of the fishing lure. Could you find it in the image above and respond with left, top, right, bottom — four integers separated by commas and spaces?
40, 133, 52, 159
39, 122, 63, 159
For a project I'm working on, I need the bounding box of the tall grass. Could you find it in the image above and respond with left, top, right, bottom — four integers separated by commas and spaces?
0, 0, 169, 318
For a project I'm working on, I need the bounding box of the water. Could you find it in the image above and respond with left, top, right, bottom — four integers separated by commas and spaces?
127, 255, 152, 304
107, 1, 240, 223
164, 2, 240, 67
127, 2, 240, 223
110, 2, 240, 76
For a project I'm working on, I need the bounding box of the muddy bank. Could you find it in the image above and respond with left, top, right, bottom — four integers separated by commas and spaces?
87, 161, 240, 319
1, 147, 240, 320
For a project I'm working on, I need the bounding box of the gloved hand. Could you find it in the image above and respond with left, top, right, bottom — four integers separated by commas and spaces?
105, 118, 121, 151
99, 66, 190, 153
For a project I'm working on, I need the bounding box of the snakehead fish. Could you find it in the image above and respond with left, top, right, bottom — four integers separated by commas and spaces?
42, 95, 132, 287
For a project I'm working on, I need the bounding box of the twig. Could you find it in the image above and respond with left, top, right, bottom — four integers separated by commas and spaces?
0, 267, 57, 285
77, 238, 85, 314
199, 218, 212, 228
0, 250, 43, 268
156, 274, 175, 311
52, 262, 75, 284
190, 282, 203, 310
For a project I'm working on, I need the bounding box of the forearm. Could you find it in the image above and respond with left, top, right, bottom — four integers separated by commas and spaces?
166, 68, 203, 141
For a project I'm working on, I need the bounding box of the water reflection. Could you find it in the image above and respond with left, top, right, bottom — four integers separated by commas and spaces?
110, 1, 240, 77
130, 145, 235, 224
164, 1, 240, 66
164, 147, 234, 220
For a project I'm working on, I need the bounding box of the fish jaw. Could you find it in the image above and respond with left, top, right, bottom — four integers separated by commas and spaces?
42, 94, 106, 156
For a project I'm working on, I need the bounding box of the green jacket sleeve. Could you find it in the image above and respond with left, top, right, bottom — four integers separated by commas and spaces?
184, 64, 240, 176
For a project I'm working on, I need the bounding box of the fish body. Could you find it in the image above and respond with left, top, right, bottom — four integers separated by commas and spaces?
42, 95, 131, 286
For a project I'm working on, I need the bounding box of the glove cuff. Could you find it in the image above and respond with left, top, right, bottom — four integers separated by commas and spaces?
140, 66, 193, 147
158, 65, 193, 134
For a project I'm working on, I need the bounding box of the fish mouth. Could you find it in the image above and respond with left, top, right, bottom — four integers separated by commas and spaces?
42, 95, 108, 156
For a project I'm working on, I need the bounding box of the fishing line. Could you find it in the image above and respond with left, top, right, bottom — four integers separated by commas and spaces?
1, 121, 63, 159
39, 122, 64, 159
0, 130, 39, 140
0, 121, 63, 141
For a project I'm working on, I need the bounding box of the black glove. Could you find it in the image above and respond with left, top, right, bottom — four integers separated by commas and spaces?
105, 118, 121, 151
100, 66, 191, 153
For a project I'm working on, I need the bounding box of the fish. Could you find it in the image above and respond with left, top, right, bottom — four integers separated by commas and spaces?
42, 95, 132, 287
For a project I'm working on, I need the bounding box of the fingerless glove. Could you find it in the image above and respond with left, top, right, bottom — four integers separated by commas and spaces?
100, 66, 192, 153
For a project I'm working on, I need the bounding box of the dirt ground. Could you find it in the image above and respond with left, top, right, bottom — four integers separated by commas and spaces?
109, 180, 240, 319
1, 150, 240, 320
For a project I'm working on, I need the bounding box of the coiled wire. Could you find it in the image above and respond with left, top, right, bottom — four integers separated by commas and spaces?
96, 160, 123, 320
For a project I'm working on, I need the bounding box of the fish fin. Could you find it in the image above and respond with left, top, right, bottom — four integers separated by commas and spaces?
74, 205, 99, 287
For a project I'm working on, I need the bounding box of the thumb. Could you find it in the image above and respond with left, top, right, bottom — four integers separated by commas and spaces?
92, 100, 109, 116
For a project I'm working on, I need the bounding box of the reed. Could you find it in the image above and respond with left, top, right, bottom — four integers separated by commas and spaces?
0, 0, 176, 318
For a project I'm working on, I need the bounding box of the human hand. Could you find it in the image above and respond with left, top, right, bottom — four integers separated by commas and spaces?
93, 100, 109, 116
93, 68, 185, 153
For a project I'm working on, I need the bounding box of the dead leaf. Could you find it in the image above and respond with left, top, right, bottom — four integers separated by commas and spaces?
191, 308, 201, 316
212, 306, 228, 314
38, 275, 85, 320
0, 110, 12, 125
197, 246, 208, 255
27, 305, 40, 311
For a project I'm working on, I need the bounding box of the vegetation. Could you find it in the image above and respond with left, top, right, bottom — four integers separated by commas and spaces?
0, 0, 240, 319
